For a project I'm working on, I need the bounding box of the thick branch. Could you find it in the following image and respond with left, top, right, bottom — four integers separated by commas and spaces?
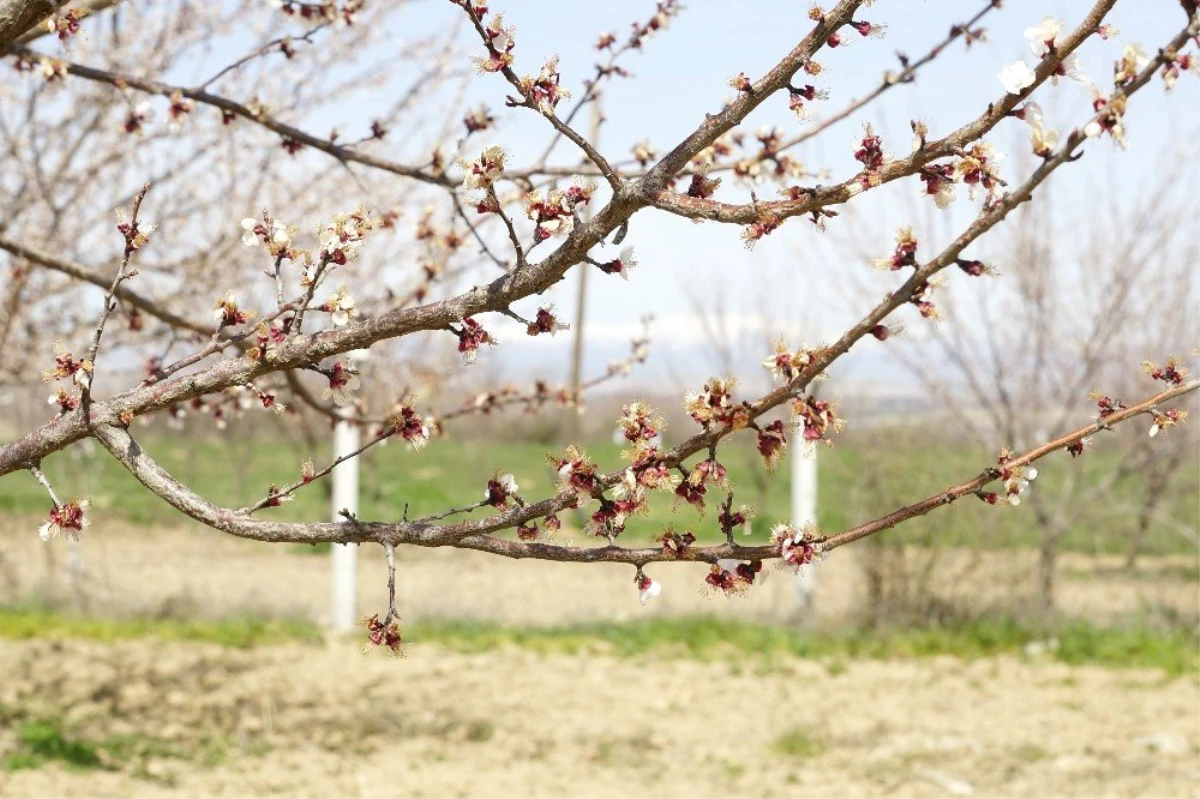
0, 5, 872, 472
0, 0, 1188, 496
80, 376, 1190, 560
0, 183, 642, 476
0, 0, 63, 48
11, 0, 119, 45
104, 372, 1196, 560
638, 0, 865, 193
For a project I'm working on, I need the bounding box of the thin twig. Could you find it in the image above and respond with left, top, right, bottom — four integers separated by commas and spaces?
81, 182, 151, 416
382, 543, 397, 625
27, 463, 62, 509
241, 424, 393, 513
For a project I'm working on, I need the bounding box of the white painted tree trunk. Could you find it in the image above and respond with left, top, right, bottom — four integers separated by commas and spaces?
791, 443, 817, 614
66, 439, 95, 609
330, 411, 359, 632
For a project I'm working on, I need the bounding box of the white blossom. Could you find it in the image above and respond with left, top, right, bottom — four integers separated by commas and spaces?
1024, 17, 1065, 57
325, 286, 356, 327
240, 218, 261, 247
321, 374, 360, 407
638, 579, 662, 605
460, 144, 506, 190
999, 62, 1036, 95
605, 245, 638, 281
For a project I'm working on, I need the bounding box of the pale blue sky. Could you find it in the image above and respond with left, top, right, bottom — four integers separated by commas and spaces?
77, 1, 1200, 390
369, 1, 1197, 388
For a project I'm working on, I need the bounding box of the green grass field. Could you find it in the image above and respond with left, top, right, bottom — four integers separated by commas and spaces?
1, 428, 1195, 555
406, 615, 1200, 675
0, 605, 323, 649
0, 605, 1193, 675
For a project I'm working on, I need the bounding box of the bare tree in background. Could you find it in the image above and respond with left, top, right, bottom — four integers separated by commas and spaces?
0, 0, 1197, 650
836, 146, 1199, 615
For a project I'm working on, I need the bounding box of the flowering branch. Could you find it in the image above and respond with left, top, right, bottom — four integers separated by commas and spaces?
822, 378, 1199, 551
3, 1, 1191, 481
649, 0, 1121, 227
82, 372, 1194, 555
5, 44, 454, 187
528, 0, 683, 170
2, 0, 1196, 631
455, 3, 623, 187
80, 183, 152, 412
0, 0, 69, 48
239, 423, 393, 514
27, 460, 91, 542
748, 0, 1002, 164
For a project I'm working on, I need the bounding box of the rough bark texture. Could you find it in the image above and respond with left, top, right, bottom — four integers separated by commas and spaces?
0, 0, 59, 49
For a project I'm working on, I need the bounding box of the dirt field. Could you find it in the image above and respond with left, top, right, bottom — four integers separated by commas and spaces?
0, 637, 1197, 798
0, 518, 1197, 797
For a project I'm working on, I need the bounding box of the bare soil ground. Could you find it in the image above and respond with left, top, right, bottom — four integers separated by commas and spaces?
0, 638, 1197, 798
0, 518, 1197, 797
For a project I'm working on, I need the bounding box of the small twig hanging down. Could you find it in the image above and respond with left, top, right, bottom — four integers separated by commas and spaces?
363, 543, 402, 655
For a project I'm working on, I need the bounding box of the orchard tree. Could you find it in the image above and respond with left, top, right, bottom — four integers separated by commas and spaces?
823, 147, 1198, 616
1, 0, 1197, 652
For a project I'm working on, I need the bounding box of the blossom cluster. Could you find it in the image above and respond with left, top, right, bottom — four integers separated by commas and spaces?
518, 56, 571, 112
705, 559, 765, 595
551, 445, 599, 507
384, 402, 433, 450
39, 499, 90, 542
1148, 409, 1189, 439
213, 292, 254, 327
241, 215, 296, 258
456, 317, 495, 365
361, 613, 402, 655
318, 208, 373, 266
42, 342, 92, 390
683, 378, 746, 429
42, 9, 85, 43
484, 473, 520, 510
1142, 357, 1188, 386
470, 13, 515, 73
526, 306, 569, 336
771, 522, 822, 572
761, 340, 815, 382
160, 384, 289, 430
524, 179, 596, 242
872, 227, 918, 271
322, 360, 360, 407
792, 395, 844, 446
978, 449, 1038, 506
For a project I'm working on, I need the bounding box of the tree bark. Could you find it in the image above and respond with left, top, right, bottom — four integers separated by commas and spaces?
1037, 532, 1058, 618
1030, 497, 1062, 618
0, 0, 60, 49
